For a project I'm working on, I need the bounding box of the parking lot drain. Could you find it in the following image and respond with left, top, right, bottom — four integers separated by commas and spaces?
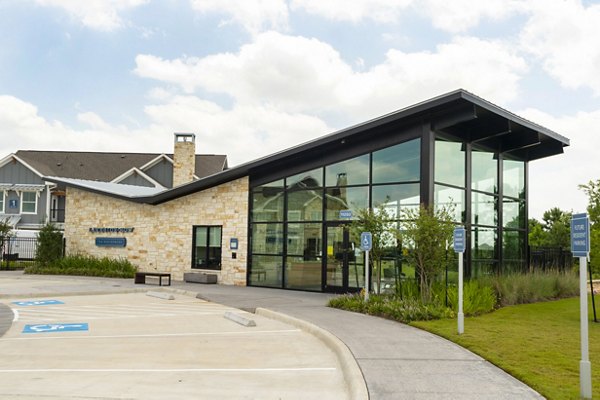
146, 291, 175, 300
224, 311, 256, 327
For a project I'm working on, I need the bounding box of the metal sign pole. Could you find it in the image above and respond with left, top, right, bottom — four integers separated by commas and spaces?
458, 251, 464, 335
580, 255, 592, 399
364, 250, 370, 302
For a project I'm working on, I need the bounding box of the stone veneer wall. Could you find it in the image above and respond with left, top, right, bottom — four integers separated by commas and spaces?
64, 176, 249, 285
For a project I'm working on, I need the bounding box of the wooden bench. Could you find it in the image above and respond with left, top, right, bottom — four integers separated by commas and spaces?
134, 272, 171, 286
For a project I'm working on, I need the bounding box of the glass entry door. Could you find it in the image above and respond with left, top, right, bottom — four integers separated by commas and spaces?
325, 224, 365, 293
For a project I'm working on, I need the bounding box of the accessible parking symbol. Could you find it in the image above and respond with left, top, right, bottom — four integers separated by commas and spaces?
22, 323, 89, 334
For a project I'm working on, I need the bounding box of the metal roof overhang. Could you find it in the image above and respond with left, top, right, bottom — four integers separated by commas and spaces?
46, 89, 569, 205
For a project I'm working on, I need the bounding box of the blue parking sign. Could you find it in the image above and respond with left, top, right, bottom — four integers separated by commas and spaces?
360, 232, 372, 251
454, 227, 466, 253
571, 213, 590, 257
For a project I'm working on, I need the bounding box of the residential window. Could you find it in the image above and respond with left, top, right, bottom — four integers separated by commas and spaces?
0, 192, 4, 213
21, 192, 37, 214
192, 226, 222, 270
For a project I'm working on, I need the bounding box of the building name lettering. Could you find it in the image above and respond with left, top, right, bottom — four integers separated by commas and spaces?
89, 227, 135, 234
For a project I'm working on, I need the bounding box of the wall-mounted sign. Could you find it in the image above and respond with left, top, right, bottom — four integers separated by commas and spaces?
230, 238, 238, 250
8, 199, 18, 209
89, 227, 134, 234
95, 237, 127, 247
339, 210, 352, 219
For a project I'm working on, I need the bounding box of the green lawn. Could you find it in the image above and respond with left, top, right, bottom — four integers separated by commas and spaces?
411, 296, 600, 400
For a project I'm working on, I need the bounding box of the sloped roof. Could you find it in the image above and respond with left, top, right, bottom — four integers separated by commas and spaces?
45, 177, 166, 198
15, 151, 227, 181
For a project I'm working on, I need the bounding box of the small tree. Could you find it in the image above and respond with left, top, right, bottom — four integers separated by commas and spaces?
397, 204, 455, 303
349, 203, 395, 294
36, 223, 63, 267
0, 222, 12, 262
579, 180, 600, 274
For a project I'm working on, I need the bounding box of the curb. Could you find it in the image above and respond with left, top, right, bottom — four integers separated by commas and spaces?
256, 307, 369, 400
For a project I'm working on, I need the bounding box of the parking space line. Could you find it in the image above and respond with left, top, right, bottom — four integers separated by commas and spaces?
12, 309, 18, 322
0, 329, 302, 341
0, 367, 336, 373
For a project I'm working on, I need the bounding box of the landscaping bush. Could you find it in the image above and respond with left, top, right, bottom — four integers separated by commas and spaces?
481, 271, 579, 307
446, 280, 496, 316
328, 293, 453, 323
35, 223, 63, 266
25, 254, 137, 278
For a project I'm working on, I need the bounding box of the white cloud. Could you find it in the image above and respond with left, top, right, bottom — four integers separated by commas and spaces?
290, 0, 411, 23
519, 0, 600, 95
35, 0, 148, 31
189, 0, 289, 35
521, 107, 600, 219
134, 32, 528, 121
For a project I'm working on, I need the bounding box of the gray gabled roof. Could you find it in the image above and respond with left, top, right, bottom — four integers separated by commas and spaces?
46, 89, 570, 206
44, 177, 166, 198
16, 151, 227, 182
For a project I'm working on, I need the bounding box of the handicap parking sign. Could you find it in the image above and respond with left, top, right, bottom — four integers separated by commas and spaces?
22, 323, 88, 334
12, 300, 64, 306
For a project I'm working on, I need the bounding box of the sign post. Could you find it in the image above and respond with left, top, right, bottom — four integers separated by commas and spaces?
453, 227, 466, 335
361, 232, 372, 302
571, 213, 592, 399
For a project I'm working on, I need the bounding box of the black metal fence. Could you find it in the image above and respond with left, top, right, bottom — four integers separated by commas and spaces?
1, 236, 38, 269
529, 246, 574, 272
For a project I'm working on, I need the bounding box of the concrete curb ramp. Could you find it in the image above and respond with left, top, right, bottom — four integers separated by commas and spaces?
256, 307, 369, 400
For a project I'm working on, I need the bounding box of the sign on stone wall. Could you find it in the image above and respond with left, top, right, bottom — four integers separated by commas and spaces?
95, 237, 127, 247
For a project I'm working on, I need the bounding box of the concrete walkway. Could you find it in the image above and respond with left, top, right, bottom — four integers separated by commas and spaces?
0, 272, 544, 399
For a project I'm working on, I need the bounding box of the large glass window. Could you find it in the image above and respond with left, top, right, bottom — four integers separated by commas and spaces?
325, 186, 369, 220
21, 192, 37, 214
503, 159, 525, 199
503, 198, 525, 229
287, 190, 322, 221
249, 255, 282, 288
372, 184, 420, 218
285, 223, 322, 290
472, 192, 497, 226
192, 226, 222, 270
252, 223, 284, 254
471, 227, 497, 260
287, 168, 323, 189
434, 184, 465, 223
325, 154, 369, 186
435, 140, 465, 187
372, 139, 420, 184
503, 230, 525, 261
472, 151, 498, 194
252, 181, 284, 222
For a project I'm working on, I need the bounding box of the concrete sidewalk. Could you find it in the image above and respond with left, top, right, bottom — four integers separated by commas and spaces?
0, 272, 544, 399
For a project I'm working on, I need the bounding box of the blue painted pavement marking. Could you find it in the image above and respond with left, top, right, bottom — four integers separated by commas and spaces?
12, 300, 65, 306
22, 323, 89, 334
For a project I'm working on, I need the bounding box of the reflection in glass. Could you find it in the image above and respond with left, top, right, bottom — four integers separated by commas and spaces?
193, 226, 222, 269
503, 159, 525, 199
372, 139, 420, 184
434, 184, 465, 223
287, 190, 323, 221
372, 183, 420, 219
503, 198, 525, 229
434, 140, 465, 187
472, 151, 497, 193
471, 261, 496, 278
472, 192, 497, 226
249, 255, 282, 288
285, 256, 322, 290
252, 186, 284, 222
325, 186, 369, 220
471, 227, 497, 260
287, 168, 323, 189
325, 154, 369, 186
503, 230, 524, 260
286, 223, 322, 256
251, 223, 284, 254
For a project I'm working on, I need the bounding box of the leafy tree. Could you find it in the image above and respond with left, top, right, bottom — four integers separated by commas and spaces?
349, 202, 396, 294
397, 204, 455, 303
36, 223, 64, 267
528, 218, 545, 247
528, 208, 572, 249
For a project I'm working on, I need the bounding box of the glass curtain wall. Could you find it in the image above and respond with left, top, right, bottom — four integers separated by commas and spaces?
249, 138, 421, 291
434, 137, 527, 278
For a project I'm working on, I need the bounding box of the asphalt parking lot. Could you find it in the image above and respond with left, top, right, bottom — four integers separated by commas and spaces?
0, 292, 348, 400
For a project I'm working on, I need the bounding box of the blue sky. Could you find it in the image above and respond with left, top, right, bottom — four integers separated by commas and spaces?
1, 0, 599, 219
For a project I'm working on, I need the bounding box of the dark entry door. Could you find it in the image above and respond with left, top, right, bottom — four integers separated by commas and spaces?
324, 224, 365, 293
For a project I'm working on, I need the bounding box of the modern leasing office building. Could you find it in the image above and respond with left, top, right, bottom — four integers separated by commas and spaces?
47, 90, 569, 293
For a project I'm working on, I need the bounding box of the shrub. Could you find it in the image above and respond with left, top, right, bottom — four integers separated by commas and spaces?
446, 280, 496, 316
481, 271, 579, 307
25, 254, 137, 278
35, 223, 63, 266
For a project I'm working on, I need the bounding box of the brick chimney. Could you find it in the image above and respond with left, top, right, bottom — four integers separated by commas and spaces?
172, 133, 196, 187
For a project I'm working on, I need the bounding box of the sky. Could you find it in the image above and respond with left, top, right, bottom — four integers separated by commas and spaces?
0, 0, 599, 220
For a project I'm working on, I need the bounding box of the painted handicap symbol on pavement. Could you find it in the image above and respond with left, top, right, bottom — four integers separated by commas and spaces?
12, 300, 64, 306
22, 323, 88, 334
